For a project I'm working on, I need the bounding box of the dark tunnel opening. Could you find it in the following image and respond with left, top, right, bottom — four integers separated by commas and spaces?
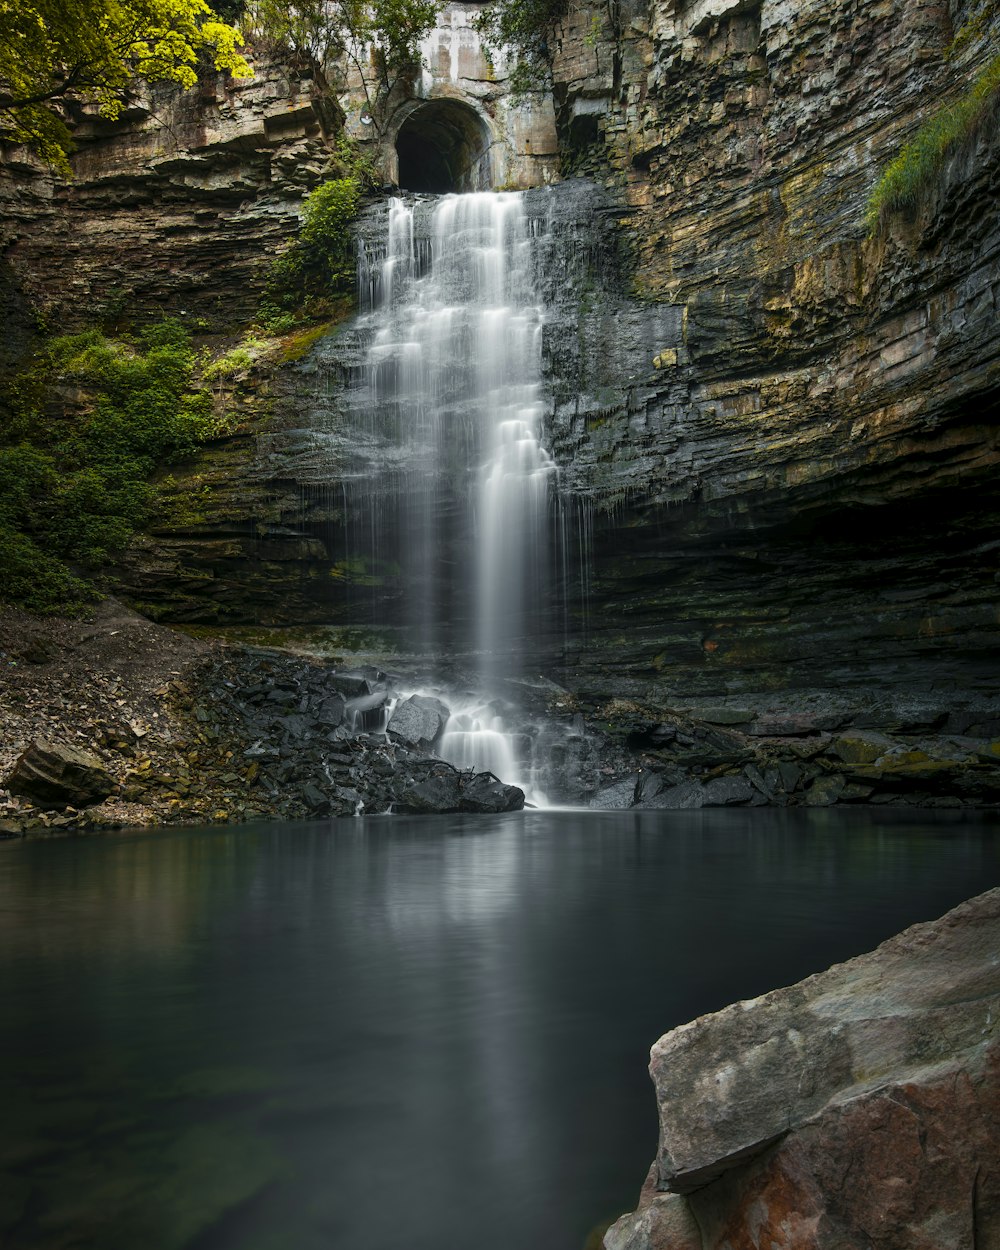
396, 100, 492, 193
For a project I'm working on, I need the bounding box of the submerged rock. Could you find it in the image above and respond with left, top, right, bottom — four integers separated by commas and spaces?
6, 739, 116, 809
607, 888, 1000, 1249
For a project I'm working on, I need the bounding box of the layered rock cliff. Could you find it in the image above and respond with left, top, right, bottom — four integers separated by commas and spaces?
544, 0, 1000, 711
0, 52, 338, 338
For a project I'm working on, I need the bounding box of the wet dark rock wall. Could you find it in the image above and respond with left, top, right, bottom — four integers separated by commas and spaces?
4, 0, 997, 737
541, 0, 1000, 714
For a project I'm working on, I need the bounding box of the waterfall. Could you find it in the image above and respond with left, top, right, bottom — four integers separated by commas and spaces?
354, 191, 559, 796
358, 192, 558, 677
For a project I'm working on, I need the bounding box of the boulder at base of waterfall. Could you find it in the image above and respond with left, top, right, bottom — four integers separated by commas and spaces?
387, 695, 449, 748
605, 888, 1000, 1250
328, 671, 375, 698
6, 739, 116, 809
459, 770, 524, 813
589, 776, 638, 809
394, 769, 524, 815
701, 776, 755, 806
645, 780, 706, 809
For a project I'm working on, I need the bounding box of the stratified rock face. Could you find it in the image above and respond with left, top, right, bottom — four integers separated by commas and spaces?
607, 888, 1000, 1250
7, 739, 116, 808
0, 53, 337, 331
543, 0, 1000, 708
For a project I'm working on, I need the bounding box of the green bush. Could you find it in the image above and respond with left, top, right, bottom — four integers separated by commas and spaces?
0, 320, 218, 614
866, 52, 1000, 231
263, 177, 361, 318
474, 0, 566, 97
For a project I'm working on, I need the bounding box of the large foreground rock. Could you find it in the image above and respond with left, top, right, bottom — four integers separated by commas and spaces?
607, 889, 1000, 1250
6, 739, 116, 809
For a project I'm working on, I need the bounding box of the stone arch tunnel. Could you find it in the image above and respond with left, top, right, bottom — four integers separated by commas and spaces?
394, 99, 494, 192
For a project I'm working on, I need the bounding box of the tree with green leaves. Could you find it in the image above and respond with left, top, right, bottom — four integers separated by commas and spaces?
473, 0, 566, 98
245, 0, 439, 133
0, 0, 251, 171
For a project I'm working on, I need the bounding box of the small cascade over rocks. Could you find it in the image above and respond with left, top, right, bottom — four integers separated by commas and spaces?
349, 190, 565, 797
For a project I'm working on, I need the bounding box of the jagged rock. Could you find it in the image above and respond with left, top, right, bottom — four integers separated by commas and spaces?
607, 890, 1000, 1250
315, 695, 346, 728
6, 739, 116, 809
329, 672, 375, 698
394, 768, 524, 815
589, 776, 639, 809
646, 780, 706, 810
701, 776, 754, 806
827, 731, 898, 765
634, 771, 669, 805
459, 771, 525, 814
605, 1173, 701, 1250
688, 707, 753, 726
387, 695, 449, 748
804, 773, 846, 805
343, 691, 388, 732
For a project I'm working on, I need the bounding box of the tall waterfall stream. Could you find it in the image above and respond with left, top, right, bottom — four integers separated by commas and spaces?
352, 192, 566, 800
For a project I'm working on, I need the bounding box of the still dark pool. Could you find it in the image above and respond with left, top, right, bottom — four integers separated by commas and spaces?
0, 808, 997, 1250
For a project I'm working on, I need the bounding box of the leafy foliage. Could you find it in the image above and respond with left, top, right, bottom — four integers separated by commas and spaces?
261, 177, 362, 323
0, 0, 251, 170
866, 53, 1000, 230
473, 0, 566, 97
245, 0, 439, 127
0, 322, 218, 613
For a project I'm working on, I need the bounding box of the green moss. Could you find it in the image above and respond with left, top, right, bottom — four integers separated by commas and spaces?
866, 51, 1000, 232
0, 320, 228, 614
277, 311, 352, 363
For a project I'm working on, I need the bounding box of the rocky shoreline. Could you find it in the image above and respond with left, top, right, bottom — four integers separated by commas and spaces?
2, 601, 1000, 836
0, 601, 525, 836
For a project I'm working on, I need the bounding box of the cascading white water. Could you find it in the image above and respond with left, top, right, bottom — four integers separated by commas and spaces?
356, 192, 558, 795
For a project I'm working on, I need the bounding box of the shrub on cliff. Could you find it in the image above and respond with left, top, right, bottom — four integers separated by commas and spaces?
474, 0, 566, 96
866, 53, 1000, 230
0, 321, 218, 613
261, 176, 362, 324
245, 0, 439, 133
866, 3, 1000, 232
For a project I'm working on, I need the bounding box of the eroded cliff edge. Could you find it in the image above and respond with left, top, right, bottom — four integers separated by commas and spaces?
108, 0, 1000, 729
605, 886, 1000, 1250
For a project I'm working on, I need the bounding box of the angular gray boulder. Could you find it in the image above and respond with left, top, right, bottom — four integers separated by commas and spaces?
387, 695, 449, 749
6, 739, 116, 809
394, 768, 524, 815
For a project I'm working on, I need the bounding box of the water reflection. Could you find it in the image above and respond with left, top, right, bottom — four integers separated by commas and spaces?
0, 810, 996, 1249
